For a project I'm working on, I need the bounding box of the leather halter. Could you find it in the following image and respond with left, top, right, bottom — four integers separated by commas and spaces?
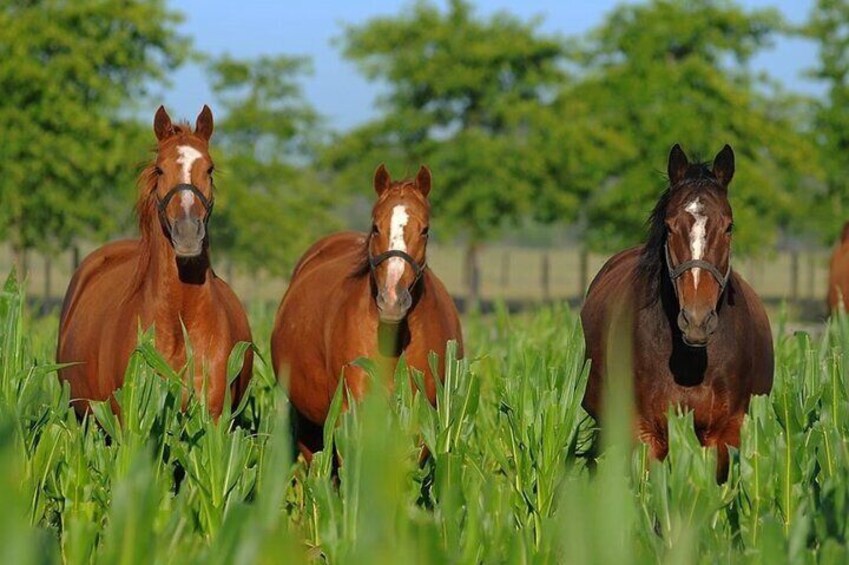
157, 183, 214, 236
664, 241, 731, 293
368, 235, 427, 288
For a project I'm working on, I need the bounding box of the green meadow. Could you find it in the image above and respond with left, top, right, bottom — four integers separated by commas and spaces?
1, 270, 848, 564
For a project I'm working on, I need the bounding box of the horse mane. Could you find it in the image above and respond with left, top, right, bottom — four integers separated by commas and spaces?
351, 241, 371, 279
635, 162, 721, 305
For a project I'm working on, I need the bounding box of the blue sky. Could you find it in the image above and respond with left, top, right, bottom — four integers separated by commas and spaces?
158, 0, 821, 130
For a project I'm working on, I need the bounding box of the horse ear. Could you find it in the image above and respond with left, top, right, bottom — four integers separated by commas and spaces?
416, 165, 431, 197
374, 164, 391, 195
712, 144, 735, 187
154, 105, 174, 141
668, 143, 689, 186
195, 105, 214, 141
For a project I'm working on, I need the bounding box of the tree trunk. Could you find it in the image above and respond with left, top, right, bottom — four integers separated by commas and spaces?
464, 242, 482, 313
541, 252, 551, 302
14, 247, 28, 279
579, 245, 590, 299
790, 250, 800, 302
807, 253, 816, 300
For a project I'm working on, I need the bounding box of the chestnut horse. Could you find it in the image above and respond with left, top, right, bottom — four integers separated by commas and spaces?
57, 106, 252, 418
827, 221, 849, 311
581, 144, 773, 481
271, 165, 463, 461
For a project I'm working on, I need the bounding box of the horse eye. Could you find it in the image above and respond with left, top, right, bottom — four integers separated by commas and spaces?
726, 222, 734, 234
371, 224, 379, 235
207, 166, 215, 176
154, 166, 164, 176
422, 226, 430, 236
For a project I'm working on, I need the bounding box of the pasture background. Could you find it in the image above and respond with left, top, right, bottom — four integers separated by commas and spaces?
1, 243, 833, 317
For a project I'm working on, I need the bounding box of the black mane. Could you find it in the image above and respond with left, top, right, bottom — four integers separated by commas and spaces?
635, 162, 721, 304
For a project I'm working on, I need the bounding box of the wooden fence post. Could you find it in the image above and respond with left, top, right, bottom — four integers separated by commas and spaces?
541, 252, 551, 302
790, 250, 800, 302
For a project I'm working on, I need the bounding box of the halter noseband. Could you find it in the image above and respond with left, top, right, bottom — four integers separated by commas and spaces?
157, 183, 215, 229
664, 242, 731, 293
368, 236, 427, 288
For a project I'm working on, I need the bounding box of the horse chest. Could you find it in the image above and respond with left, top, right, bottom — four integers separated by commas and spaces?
640, 367, 734, 430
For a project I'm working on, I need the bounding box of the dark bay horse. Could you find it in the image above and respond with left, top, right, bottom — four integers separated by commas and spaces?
271, 165, 463, 461
827, 221, 849, 311
581, 144, 773, 481
58, 106, 252, 418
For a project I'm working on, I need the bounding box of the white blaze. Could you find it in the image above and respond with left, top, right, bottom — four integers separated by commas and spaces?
685, 198, 707, 288
386, 205, 409, 296
176, 145, 202, 216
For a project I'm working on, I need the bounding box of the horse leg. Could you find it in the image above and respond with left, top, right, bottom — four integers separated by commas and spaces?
703, 414, 743, 483
638, 418, 669, 461
290, 407, 323, 465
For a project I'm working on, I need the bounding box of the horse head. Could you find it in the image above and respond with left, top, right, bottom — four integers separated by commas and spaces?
146, 105, 216, 258
368, 164, 431, 324
663, 144, 735, 347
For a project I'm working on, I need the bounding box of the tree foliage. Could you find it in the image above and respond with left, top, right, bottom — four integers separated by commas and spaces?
331, 0, 566, 301
804, 0, 849, 241
550, 0, 821, 254
208, 55, 336, 276
0, 0, 188, 256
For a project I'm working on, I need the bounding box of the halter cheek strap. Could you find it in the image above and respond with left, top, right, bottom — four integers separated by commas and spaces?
664, 242, 732, 293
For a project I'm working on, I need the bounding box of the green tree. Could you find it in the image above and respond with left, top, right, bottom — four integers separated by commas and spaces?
332, 0, 565, 306
208, 55, 336, 277
804, 0, 849, 241
548, 0, 820, 266
0, 0, 188, 268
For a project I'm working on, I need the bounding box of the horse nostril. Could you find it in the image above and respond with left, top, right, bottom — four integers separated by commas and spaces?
677, 309, 690, 331
397, 289, 412, 310
705, 310, 719, 335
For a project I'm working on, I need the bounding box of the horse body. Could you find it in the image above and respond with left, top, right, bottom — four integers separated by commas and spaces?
582, 247, 773, 471
581, 145, 773, 480
827, 221, 849, 311
57, 106, 252, 418
271, 167, 462, 460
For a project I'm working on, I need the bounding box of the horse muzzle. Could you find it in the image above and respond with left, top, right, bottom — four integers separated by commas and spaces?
677, 307, 718, 347
376, 286, 412, 323
170, 217, 206, 257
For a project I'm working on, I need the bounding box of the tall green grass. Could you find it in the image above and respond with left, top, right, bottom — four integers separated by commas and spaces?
1, 270, 848, 563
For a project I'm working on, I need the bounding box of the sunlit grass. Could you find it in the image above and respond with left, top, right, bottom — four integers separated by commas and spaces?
1, 270, 848, 563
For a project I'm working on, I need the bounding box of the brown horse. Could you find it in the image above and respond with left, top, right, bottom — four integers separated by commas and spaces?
581, 144, 773, 481
57, 106, 252, 418
827, 221, 849, 311
271, 164, 463, 461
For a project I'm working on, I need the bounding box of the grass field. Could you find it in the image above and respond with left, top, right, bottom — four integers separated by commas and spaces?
2, 269, 849, 563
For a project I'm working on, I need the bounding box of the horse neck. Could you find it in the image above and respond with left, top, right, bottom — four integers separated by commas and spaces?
136, 225, 213, 322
